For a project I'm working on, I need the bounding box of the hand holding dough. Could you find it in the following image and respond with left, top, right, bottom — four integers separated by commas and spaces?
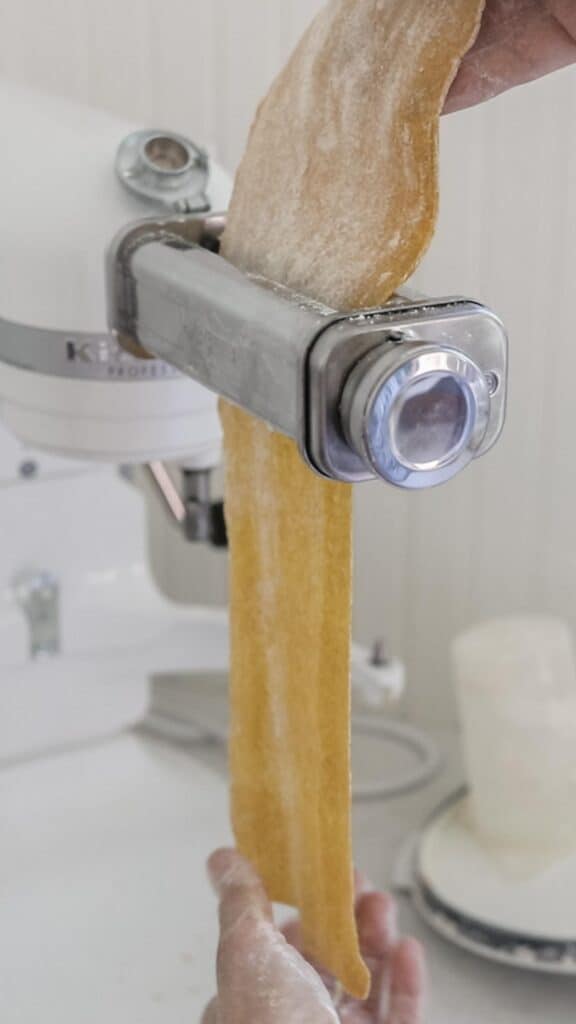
222, 0, 485, 999
203, 848, 427, 1024
446, 0, 576, 112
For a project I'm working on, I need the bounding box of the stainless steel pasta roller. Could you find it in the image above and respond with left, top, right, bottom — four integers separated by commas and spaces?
109, 211, 508, 489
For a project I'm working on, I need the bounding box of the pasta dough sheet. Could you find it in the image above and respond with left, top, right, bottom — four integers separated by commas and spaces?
222, 0, 485, 998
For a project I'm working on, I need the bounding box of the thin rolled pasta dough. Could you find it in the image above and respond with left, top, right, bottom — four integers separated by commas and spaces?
221, 0, 485, 998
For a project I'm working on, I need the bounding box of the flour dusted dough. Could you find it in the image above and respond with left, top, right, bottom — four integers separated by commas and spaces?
221, 0, 485, 998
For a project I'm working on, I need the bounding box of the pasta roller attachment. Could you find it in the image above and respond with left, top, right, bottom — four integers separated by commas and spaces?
108, 213, 507, 489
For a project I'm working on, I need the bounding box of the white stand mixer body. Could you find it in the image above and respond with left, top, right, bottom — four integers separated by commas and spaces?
0, 81, 232, 760
0, 79, 231, 465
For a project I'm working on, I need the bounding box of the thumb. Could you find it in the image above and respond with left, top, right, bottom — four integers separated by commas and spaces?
207, 848, 273, 935
208, 849, 339, 1023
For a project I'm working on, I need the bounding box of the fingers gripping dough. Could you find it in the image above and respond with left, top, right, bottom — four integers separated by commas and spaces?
221, 0, 485, 998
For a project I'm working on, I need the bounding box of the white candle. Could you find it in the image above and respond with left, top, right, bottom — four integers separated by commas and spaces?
452, 616, 576, 872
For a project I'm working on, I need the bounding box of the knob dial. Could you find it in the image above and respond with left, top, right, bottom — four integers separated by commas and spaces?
340, 342, 490, 489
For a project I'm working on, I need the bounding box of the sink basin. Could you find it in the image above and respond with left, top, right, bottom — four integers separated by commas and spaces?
0, 592, 229, 763
0, 463, 229, 762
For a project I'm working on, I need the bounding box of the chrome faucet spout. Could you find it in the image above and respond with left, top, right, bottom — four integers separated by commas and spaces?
12, 569, 60, 659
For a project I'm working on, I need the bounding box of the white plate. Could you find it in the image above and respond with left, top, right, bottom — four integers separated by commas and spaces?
414, 791, 576, 974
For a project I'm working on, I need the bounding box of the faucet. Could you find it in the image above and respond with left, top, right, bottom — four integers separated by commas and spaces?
12, 569, 60, 658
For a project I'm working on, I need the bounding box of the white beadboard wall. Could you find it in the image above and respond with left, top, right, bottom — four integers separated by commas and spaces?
2, 1, 576, 720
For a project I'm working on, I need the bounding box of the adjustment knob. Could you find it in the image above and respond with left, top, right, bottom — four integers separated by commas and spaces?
340, 342, 491, 489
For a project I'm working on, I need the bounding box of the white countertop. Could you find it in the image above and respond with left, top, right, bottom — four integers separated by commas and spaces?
0, 734, 231, 1023
2, 720, 575, 1022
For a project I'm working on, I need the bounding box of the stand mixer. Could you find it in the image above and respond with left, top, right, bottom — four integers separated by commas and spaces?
0, 77, 426, 756
0, 75, 509, 753
0, 80, 234, 763
0, 81, 508, 489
